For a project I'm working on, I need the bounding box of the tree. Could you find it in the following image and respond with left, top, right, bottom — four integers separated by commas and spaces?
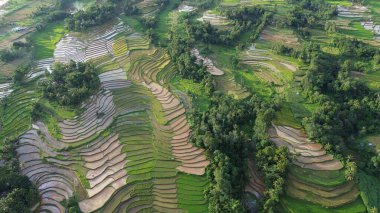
13, 64, 30, 85
325, 21, 337, 33
345, 160, 357, 181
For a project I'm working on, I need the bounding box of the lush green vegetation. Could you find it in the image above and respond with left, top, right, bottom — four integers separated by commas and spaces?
0, 138, 39, 213
30, 22, 68, 60
40, 61, 100, 106
1, 0, 380, 212
279, 195, 366, 213
65, 4, 116, 31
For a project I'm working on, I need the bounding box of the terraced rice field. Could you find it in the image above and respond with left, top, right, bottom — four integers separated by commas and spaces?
245, 160, 265, 199
240, 45, 296, 93
269, 125, 361, 208
197, 10, 231, 27
13, 20, 210, 213
0, 86, 37, 143
221, 0, 285, 6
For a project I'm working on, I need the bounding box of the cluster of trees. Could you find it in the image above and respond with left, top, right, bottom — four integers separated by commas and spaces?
32, 0, 71, 31
283, 38, 380, 177
280, 0, 337, 37
332, 38, 380, 73
0, 40, 32, 63
0, 138, 39, 213
255, 144, 288, 211
186, 6, 270, 46
192, 0, 217, 9
40, 61, 100, 106
65, 195, 82, 213
188, 93, 286, 212
252, 101, 289, 212
167, 33, 215, 93
140, 0, 170, 27
65, 4, 116, 31
189, 95, 258, 212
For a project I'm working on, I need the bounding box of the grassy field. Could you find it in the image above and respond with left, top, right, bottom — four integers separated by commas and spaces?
357, 171, 380, 212
360, 70, 380, 90
339, 21, 374, 40
170, 76, 210, 112
30, 22, 67, 60
366, 0, 380, 23
288, 165, 346, 188
0, 82, 38, 146
279, 195, 366, 213
177, 173, 208, 213
154, 0, 181, 45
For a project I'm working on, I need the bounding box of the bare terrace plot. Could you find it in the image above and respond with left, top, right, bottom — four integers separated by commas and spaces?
268, 125, 360, 207
191, 48, 224, 76
197, 10, 231, 26
26, 58, 54, 79
335, 5, 380, 40
149, 82, 210, 175
79, 133, 128, 213
17, 128, 81, 213
53, 21, 128, 64
269, 125, 343, 171
0, 82, 12, 99
337, 5, 370, 18
240, 45, 296, 93
178, 4, 195, 13
259, 27, 300, 48
128, 48, 210, 175
99, 69, 131, 90
59, 90, 116, 143
245, 160, 265, 199
135, 0, 160, 18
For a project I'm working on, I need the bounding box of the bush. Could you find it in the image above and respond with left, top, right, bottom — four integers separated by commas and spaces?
0, 49, 19, 62
13, 64, 30, 85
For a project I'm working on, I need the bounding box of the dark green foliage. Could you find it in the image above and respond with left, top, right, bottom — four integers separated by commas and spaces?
65, 195, 82, 213
332, 38, 379, 73
0, 49, 20, 62
357, 171, 380, 212
12, 41, 31, 50
187, 6, 270, 45
253, 103, 288, 212
0, 138, 39, 213
272, 42, 320, 63
282, 0, 336, 37
40, 61, 100, 106
13, 64, 30, 85
190, 95, 266, 212
255, 143, 288, 212
167, 35, 211, 83
65, 4, 116, 31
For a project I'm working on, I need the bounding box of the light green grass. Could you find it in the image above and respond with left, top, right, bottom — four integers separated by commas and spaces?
30, 22, 67, 60
171, 76, 210, 111
155, 0, 181, 45
357, 171, 380, 212
339, 21, 374, 40
326, 0, 352, 6
274, 103, 302, 129
289, 165, 346, 188
279, 195, 366, 213
121, 16, 145, 33
177, 173, 208, 213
